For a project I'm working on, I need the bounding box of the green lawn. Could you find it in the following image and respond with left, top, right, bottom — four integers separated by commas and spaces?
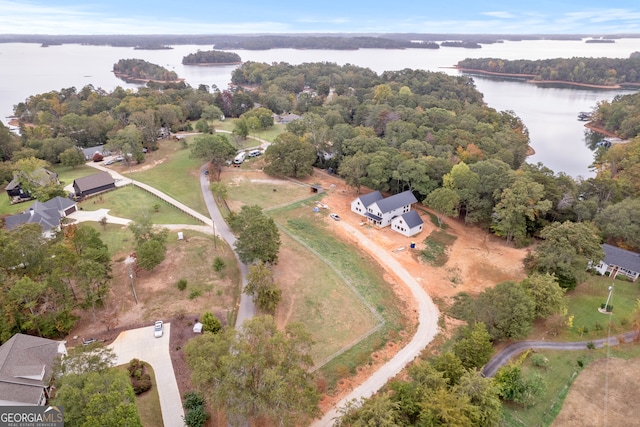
563, 274, 640, 341
79, 222, 134, 257
78, 185, 201, 225
216, 119, 285, 144
221, 173, 312, 210
131, 140, 208, 216
502, 344, 640, 427
52, 164, 99, 187
0, 195, 32, 216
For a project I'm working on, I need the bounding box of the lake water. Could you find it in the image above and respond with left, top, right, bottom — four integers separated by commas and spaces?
2, 38, 640, 177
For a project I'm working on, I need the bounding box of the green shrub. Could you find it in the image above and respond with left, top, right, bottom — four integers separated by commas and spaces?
200, 311, 222, 334
212, 257, 226, 272
189, 289, 202, 300
132, 373, 152, 394
177, 278, 188, 291
594, 321, 603, 331
586, 341, 596, 350
183, 391, 206, 411
530, 353, 549, 368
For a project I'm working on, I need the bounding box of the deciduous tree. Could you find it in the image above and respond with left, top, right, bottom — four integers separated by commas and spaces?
185, 316, 320, 426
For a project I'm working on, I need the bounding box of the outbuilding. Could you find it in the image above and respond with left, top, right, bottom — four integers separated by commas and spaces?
72, 172, 116, 198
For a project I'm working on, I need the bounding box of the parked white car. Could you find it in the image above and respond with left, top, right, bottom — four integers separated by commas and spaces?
329, 213, 341, 221
154, 320, 163, 338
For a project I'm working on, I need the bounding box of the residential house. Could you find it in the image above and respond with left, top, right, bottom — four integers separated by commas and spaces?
5, 168, 59, 204
275, 113, 301, 124
81, 144, 110, 161
351, 191, 383, 217
72, 172, 116, 198
391, 210, 424, 237
594, 244, 640, 282
0, 334, 67, 406
364, 190, 418, 228
4, 196, 77, 237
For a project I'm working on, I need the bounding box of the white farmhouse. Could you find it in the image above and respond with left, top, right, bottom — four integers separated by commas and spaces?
364, 190, 418, 228
391, 210, 424, 237
351, 190, 383, 216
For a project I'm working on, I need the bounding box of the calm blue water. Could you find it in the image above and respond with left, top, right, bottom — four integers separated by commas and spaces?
1, 38, 639, 177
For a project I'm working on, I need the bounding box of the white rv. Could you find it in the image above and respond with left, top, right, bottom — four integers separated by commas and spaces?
233, 151, 246, 166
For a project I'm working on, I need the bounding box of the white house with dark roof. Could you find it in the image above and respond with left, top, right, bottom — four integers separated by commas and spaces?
364, 190, 418, 228
351, 190, 383, 217
4, 196, 77, 237
0, 334, 67, 406
391, 209, 424, 237
594, 244, 640, 282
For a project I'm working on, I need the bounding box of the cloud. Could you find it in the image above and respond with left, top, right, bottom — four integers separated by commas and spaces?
482, 11, 516, 19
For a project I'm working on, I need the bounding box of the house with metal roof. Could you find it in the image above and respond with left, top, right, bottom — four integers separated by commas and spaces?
391, 209, 424, 237
363, 190, 418, 228
72, 172, 116, 198
594, 244, 640, 282
0, 334, 67, 406
81, 144, 110, 161
4, 196, 77, 237
351, 190, 383, 217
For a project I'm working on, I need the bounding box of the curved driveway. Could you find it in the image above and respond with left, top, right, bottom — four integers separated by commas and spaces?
482, 331, 639, 377
311, 221, 440, 427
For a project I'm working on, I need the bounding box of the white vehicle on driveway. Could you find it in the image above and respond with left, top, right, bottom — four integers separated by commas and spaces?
154, 320, 163, 337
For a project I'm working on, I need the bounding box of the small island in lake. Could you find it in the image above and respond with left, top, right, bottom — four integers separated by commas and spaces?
133, 45, 173, 50
112, 58, 183, 84
182, 50, 242, 65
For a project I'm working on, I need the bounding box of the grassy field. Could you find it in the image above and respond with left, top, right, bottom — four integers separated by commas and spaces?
562, 274, 640, 341
216, 119, 286, 144
78, 185, 202, 225
52, 163, 99, 187
270, 198, 407, 387
130, 138, 208, 216
221, 172, 312, 210
79, 222, 134, 257
420, 229, 457, 266
502, 344, 640, 427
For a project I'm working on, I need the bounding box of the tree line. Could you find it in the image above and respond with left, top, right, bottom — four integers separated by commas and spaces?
457, 56, 640, 86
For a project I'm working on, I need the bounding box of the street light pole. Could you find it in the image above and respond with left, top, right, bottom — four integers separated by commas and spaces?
604, 285, 613, 312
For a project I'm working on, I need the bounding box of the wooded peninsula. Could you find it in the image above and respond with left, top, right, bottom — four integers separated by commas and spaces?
456, 56, 640, 88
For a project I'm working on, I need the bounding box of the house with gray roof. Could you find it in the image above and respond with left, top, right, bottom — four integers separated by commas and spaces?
391, 209, 424, 237
4, 196, 77, 237
364, 190, 418, 228
351, 190, 383, 217
72, 172, 116, 198
5, 168, 59, 204
594, 244, 640, 282
0, 334, 67, 406
81, 144, 110, 161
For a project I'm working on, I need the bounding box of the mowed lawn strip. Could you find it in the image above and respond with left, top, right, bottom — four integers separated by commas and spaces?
271, 200, 407, 385
77, 185, 201, 225
131, 138, 208, 216
221, 172, 312, 210
276, 231, 380, 364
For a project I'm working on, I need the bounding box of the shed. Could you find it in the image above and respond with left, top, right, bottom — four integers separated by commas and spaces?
310, 184, 324, 194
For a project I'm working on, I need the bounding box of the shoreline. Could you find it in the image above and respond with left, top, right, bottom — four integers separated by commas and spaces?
453, 67, 640, 90
112, 72, 185, 85
183, 62, 242, 66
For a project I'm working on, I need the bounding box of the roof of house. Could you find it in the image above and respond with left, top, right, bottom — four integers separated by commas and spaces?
398, 210, 424, 228
73, 171, 115, 193
373, 190, 418, 214
603, 244, 640, 273
4, 196, 76, 232
0, 334, 64, 405
5, 168, 58, 192
355, 191, 383, 207
81, 145, 107, 159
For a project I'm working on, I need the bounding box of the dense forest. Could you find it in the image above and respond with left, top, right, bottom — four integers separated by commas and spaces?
182, 50, 242, 65
2, 58, 640, 253
456, 56, 640, 87
112, 58, 181, 83
211, 35, 439, 50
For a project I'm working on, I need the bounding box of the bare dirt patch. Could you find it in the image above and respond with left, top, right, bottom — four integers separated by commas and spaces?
552, 358, 640, 427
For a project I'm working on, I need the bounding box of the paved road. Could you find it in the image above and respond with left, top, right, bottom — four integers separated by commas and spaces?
482, 331, 639, 377
199, 164, 255, 327
311, 221, 440, 427
108, 323, 184, 427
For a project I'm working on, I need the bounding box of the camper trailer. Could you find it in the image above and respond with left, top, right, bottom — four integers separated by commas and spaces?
233, 151, 246, 166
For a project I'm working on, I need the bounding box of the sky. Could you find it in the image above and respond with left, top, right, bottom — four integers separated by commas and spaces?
1, 0, 640, 35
